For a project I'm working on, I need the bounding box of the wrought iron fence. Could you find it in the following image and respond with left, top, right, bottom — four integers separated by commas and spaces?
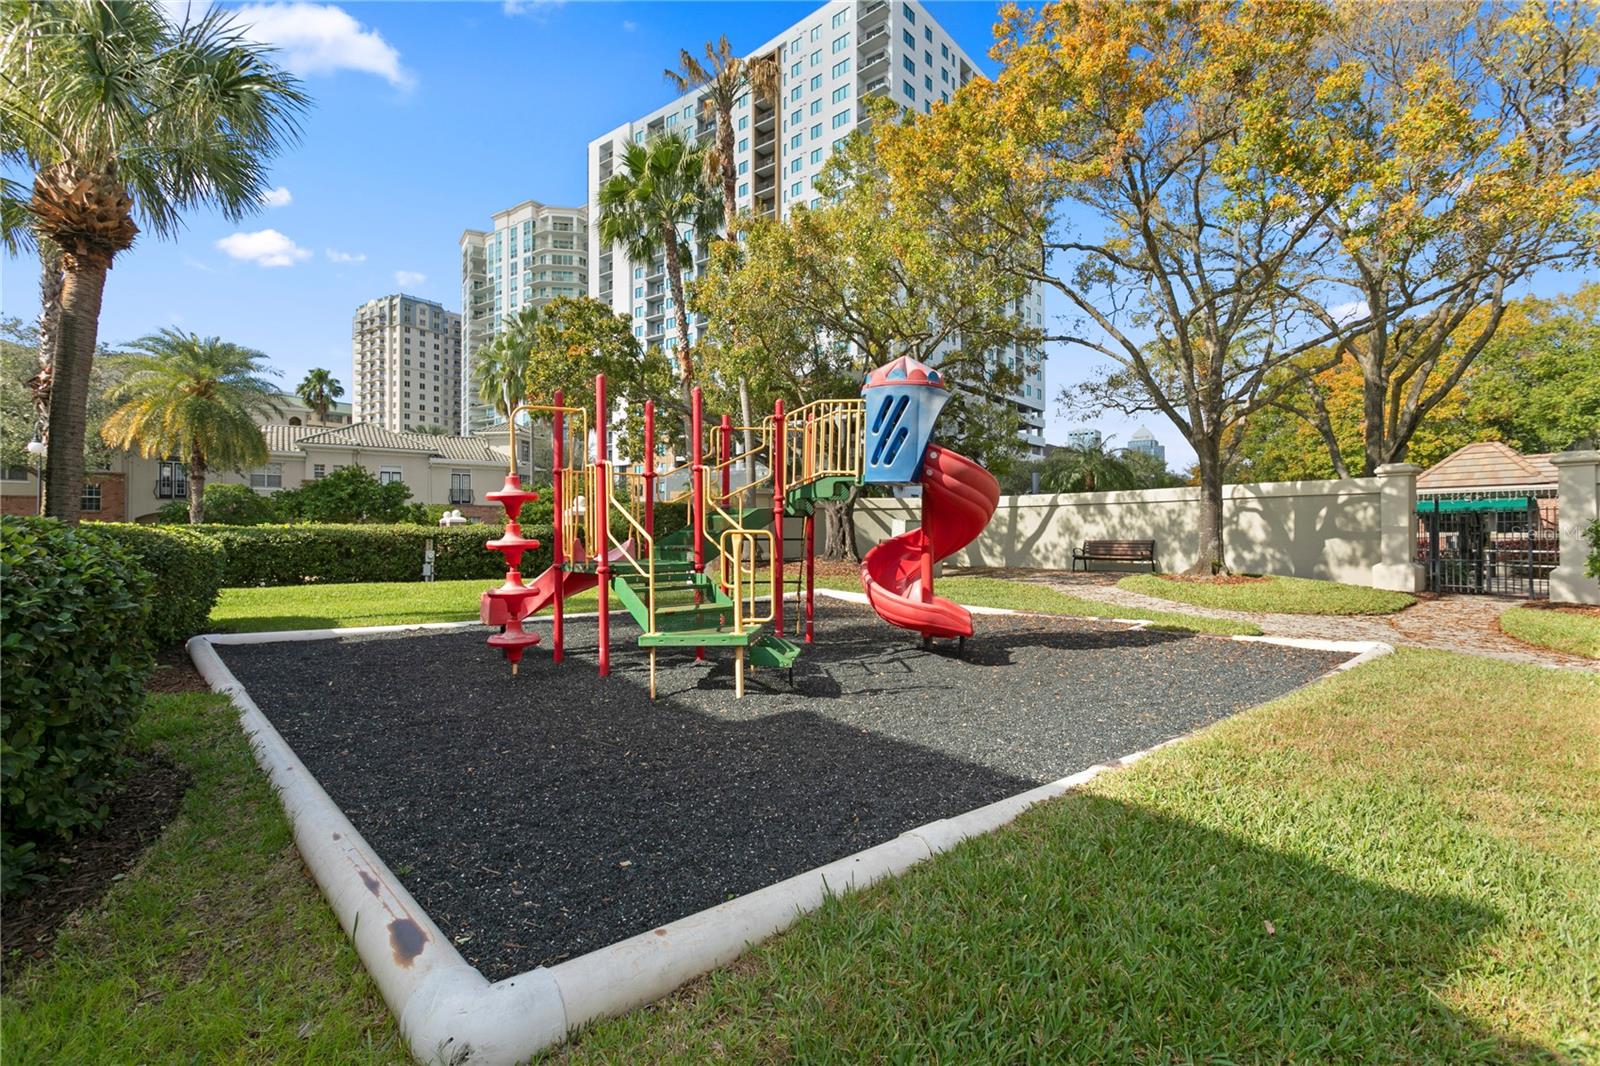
1416, 491, 1559, 598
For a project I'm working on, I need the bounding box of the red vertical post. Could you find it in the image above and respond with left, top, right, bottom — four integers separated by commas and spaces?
643, 400, 656, 541
551, 389, 565, 664
719, 413, 732, 505
690, 387, 706, 662
920, 493, 934, 603
595, 374, 610, 678
804, 512, 815, 643
771, 398, 785, 637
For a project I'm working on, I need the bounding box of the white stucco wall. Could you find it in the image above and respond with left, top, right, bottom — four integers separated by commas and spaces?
852, 477, 1385, 581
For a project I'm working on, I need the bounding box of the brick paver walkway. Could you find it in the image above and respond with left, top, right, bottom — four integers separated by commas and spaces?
954, 568, 1598, 672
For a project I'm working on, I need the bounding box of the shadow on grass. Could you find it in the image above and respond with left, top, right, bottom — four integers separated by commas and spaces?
575, 788, 1549, 1063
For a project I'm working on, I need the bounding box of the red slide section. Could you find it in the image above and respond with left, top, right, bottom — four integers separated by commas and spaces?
479, 540, 634, 626
860, 445, 1000, 640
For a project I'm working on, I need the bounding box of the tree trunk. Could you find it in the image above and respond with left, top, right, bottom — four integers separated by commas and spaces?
188, 448, 208, 525
34, 241, 63, 438
662, 222, 697, 447
1361, 357, 1388, 477
818, 485, 862, 563
739, 376, 756, 480
1187, 435, 1226, 575
43, 256, 109, 524
717, 111, 738, 241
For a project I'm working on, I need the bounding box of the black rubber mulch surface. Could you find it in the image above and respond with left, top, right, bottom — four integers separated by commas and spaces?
216, 600, 1347, 980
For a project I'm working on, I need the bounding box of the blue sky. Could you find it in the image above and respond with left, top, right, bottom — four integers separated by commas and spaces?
5, 2, 1581, 470
6, 1, 1150, 458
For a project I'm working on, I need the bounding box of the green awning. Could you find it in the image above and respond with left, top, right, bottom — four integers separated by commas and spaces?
1416, 497, 1537, 514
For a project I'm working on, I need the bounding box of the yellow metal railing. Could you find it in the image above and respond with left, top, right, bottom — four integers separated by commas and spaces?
779, 398, 864, 493
702, 466, 777, 633
604, 471, 656, 636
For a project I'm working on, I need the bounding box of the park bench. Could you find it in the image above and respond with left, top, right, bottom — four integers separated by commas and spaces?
1072, 539, 1156, 572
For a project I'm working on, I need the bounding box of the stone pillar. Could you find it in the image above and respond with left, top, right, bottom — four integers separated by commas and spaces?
1549, 449, 1600, 605
1371, 462, 1425, 592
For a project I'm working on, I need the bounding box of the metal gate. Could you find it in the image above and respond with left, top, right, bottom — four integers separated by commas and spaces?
1416, 492, 1559, 598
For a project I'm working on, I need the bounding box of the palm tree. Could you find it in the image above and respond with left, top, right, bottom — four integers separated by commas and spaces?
295, 368, 344, 425
1040, 440, 1139, 494
471, 305, 543, 424
665, 37, 778, 240
2, 0, 308, 523
100, 330, 282, 523
596, 134, 722, 430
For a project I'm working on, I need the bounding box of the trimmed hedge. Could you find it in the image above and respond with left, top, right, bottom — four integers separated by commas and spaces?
190, 523, 549, 587
1, 516, 155, 896
91, 523, 225, 646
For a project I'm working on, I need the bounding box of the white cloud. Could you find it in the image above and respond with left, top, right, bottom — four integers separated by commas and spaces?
325, 248, 366, 264
260, 185, 293, 207
621, 19, 637, 31
503, 0, 564, 17
1330, 299, 1369, 326
394, 270, 426, 287
233, 3, 412, 88
215, 229, 312, 267
181, 255, 213, 273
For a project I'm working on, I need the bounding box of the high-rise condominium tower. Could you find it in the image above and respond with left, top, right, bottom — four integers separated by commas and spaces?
459, 200, 589, 433
351, 293, 463, 433
586, 0, 1047, 456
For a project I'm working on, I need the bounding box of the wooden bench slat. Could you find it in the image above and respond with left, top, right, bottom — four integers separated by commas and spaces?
1073, 539, 1156, 572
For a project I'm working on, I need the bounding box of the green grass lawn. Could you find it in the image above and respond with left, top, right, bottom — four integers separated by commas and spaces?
0, 691, 405, 1063
9, 583, 1595, 1062
1120, 573, 1417, 615
210, 578, 598, 633
816, 574, 1262, 635
211, 575, 1257, 637
1499, 605, 1600, 659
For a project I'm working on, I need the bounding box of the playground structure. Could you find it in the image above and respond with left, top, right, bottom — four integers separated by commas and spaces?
480, 355, 1001, 697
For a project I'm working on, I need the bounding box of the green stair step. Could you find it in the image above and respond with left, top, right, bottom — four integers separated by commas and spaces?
750, 634, 803, 669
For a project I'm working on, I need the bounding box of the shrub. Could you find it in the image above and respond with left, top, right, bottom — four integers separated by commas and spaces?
92, 524, 225, 644
199, 482, 279, 525
1587, 519, 1599, 580
273, 466, 413, 524
1, 517, 155, 896
153, 500, 190, 524
193, 522, 548, 587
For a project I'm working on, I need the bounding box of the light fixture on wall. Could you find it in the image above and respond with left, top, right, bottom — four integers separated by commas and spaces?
25, 437, 46, 515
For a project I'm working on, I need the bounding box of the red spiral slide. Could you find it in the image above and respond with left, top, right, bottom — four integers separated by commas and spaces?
860, 445, 1001, 640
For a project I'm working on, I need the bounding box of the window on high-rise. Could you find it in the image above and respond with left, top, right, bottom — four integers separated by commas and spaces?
811, 123, 822, 139
940, 42, 949, 59
791, 61, 802, 78
903, 29, 914, 46
811, 99, 822, 115
811, 26, 820, 42
791, 133, 803, 148
738, 159, 749, 174
811, 74, 822, 90
810, 50, 820, 66
903, 81, 915, 100
902, 3, 915, 23
903, 56, 915, 74
810, 148, 822, 164
791, 181, 802, 197
831, 58, 850, 77
791, 107, 802, 124
832, 32, 849, 52
738, 181, 748, 197
925, 75, 932, 91
738, 115, 748, 130
791, 85, 802, 102
832, 84, 849, 103
832, 108, 851, 128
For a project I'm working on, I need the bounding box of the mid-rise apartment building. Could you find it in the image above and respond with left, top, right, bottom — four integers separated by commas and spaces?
459, 199, 589, 433
586, 0, 1046, 456
352, 294, 463, 433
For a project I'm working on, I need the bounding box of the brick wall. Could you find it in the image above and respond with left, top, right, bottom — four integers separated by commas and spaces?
1, 492, 37, 515
78, 472, 127, 522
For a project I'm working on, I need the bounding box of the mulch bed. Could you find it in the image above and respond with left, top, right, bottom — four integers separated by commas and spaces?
1, 754, 191, 978
147, 645, 211, 693
1155, 574, 1272, 585
214, 600, 1347, 981
1516, 601, 1600, 619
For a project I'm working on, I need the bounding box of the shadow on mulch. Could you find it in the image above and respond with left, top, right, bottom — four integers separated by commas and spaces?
1, 750, 192, 979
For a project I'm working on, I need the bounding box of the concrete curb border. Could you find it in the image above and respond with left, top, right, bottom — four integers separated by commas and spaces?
188, 597, 1391, 1065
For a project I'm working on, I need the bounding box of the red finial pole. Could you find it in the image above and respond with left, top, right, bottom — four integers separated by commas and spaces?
551, 388, 565, 665
772, 397, 785, 637
595, 373, 610, 679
